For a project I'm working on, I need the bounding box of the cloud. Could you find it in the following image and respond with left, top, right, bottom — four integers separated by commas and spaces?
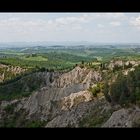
104, 13, 126, 19
130, 16, 140, 27
88, 13, 126, 20
0, 13, 139, 42
51, 14, 93, 28
110, 21, 121, 26
55, 16, 86, 25
0, 13, 126, 34
44, 14, 94, 32
0, 14, 90, 41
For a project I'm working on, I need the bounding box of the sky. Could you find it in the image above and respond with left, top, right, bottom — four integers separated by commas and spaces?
0, 13, 140, 43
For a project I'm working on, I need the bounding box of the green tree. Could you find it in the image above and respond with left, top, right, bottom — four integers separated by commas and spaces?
81, 60, 84, 65
103, 82, 111, 103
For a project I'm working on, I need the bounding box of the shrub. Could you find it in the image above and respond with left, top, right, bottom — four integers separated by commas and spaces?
88, 85, 101, 97
25, 120, 47, 128
4, 104, 15, 114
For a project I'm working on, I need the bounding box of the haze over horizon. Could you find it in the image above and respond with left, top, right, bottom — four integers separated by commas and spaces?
0, 13, 140, 43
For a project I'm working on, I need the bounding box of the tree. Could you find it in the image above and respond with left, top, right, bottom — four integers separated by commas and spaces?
88, 85, 101, 97
39, 67, 46, 72
103, 82, 111, 103
124, 62, 131, 69
75, 64, 78, 67
81, 60, 84, 65
105, 66, 140, 106
49, 73, 53, 83
100, 63, 106, 70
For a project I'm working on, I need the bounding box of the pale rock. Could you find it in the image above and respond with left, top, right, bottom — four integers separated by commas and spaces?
102, 107, 140, 127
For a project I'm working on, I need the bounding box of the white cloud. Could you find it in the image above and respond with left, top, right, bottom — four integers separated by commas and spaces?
0, 13, 126, 35
0, 18, 50, 34
104, 13, 126, 19
110, 21, 121, 26
130, 16, 140, 27
88, 13, 126, 20
0, 13, 139, 42
53, 14, 93, 27
0, 15, 91, 41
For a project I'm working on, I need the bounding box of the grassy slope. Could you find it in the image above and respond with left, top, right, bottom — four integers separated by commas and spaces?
22, 55, 48, 61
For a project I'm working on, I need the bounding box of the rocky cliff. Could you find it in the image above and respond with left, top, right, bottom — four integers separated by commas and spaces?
102, 106, 140, 127
0, 65, 139, 127
0, 66, 108, 127
23, 66, 103, 123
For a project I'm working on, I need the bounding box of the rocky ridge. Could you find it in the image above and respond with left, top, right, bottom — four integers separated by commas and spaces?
0, 63, 140, 127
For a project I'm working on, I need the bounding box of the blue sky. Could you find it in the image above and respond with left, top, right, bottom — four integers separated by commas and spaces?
0, 13, 140, 43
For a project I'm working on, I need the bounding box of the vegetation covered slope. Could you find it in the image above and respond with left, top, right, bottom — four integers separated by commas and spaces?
103, 65, 140, 106
0, 71, 59, 101
0, 52, 95, 70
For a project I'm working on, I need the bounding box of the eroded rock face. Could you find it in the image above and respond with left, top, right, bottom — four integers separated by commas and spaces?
108, 60, 140, 71
9, 66, 27, 75
0, 66, 106, 127
46, 100, 96, 127
52, 66, 90, 88
46, 97, 111, 128
102, 107, 140, 127
0, 64, 8, 68
23, 67, 102, 121
61, 91, 93, 111
1, 62, 140, 127
0, 63, 27, 83
0, 73, 4, 83
108, 60, 123, 70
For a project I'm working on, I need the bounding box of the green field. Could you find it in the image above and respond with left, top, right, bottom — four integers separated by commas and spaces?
22, 55, 48, 61
0, 46, 140, 70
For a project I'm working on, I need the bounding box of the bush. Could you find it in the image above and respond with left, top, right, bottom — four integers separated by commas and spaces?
25, 120, 47, 128
4, 104, 15, 114
132, 118, 140, 127
88, 85, 101, 97
102, 82, 111, 103
113, 65, 122, 72
124, 62, 133, 69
